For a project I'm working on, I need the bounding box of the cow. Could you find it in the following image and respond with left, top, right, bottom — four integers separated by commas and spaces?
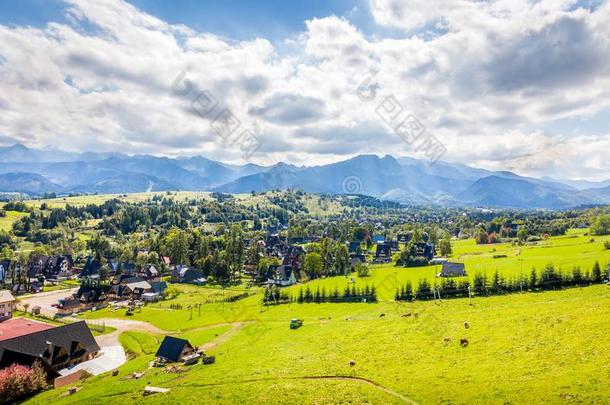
460, 338, 469, 347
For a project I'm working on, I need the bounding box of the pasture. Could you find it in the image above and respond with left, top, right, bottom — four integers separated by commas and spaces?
29, 284, 610, 404
21, 226, 610, 404
292, 229, 610, 300
0, 208, 28, 232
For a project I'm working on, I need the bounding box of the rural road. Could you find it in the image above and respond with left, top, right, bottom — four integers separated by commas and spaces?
18, 288, 78, 317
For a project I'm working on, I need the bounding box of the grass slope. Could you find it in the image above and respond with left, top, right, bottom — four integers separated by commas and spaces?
28, 285, 610, 404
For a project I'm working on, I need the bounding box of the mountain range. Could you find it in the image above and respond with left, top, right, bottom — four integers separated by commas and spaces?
1, 143, 609, 209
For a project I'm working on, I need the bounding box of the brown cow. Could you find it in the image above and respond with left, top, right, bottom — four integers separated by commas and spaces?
460, 338, 469, 347
464, 322, 470, 329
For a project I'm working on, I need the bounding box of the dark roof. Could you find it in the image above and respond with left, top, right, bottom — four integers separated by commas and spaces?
440, 262, 467, 277
375, 243, 392, 257
81, 257, 101, 277
155, 336, 193, 362
0, 321, 99, 370
150, 281, 167, 294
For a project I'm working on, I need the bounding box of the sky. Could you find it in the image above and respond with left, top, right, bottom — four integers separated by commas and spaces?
0, 0, 609, 180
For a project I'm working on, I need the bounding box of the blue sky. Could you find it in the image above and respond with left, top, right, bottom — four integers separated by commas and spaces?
0, 0, 609, 180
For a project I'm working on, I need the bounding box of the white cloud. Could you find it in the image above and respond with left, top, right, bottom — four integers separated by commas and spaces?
0, 0, 609, 180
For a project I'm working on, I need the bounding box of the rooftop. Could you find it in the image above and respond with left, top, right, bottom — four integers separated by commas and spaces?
0, 318, 55, 342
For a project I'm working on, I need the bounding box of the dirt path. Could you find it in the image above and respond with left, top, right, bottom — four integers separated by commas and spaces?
198, 321, 251, 351
179, 375, 416, 404
92, 319, 167, 347
91, 318, 250, 348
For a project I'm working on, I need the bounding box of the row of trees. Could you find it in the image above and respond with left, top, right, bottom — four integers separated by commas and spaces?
263, 284, 378, 305
396, 262, 608, 301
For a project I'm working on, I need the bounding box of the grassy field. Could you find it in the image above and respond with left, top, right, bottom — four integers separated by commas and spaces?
24, 191, 212, 208
28, 285, 610, 404
0, 209, 28, 232
290, 229, 610, 300
20, 227, 610, 404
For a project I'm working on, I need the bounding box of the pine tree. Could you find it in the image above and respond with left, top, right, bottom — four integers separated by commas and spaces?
405, 281, 413, 301
529, 268, 538, 290
592, 261, 602, 283
473, 272, 487, 295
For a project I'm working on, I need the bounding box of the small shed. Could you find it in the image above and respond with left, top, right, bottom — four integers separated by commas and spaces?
155, 336, 195, 363
439, 262, 467, 277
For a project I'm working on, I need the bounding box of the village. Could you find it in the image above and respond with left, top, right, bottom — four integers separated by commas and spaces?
0, 225, 472, 399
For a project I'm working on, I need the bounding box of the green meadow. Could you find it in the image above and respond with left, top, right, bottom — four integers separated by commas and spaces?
0, 208, 28, 232
20, 228, 610, 404
28, 285, 610, 404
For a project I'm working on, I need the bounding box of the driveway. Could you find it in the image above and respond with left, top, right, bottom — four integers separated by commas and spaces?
59, 346, 126, 377
18, 288, 78, 317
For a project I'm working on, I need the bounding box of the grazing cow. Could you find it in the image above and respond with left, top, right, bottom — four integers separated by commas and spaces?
464, 322, 470, 329
443, 337, 451, 343
379, 313, 386, 318
460, 338, 469, 347
414, 313, 419, 318
349, 359, 356, 366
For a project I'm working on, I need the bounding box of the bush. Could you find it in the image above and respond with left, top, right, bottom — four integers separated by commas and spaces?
164, 285, 180, 300
604, 241, 610, 250
0, 362, 47, 403
355, 263, 370, 277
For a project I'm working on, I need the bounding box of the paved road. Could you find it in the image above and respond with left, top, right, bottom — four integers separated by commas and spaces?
18, 288, 78, 317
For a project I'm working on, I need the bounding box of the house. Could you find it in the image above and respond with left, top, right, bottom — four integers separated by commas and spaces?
374, 243, 392, 263
372, 235, 385, 244
0, 290, 15, 322
155, 336, 195, 363
282, 245, 305, 270
57, 285, 108, 316
27, 256, 47, 278
397, 233, 412, 243
80, 257, 101, 279
267, 265, 298, 287
172, 265, 202, 283
415, 242, 436, 261
0, 320, 99, 377
43, 255, 74, 280
139, 264, 160, 281
142, 281, 168, 302
386, 240, 400, 252
107, 259, 136, 276
439, 262, 467, 277
108, 276, 152, 300
348, 241, 361, 255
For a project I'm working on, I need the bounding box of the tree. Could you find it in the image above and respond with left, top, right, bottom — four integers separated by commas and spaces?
591, 214, 610, 236
592, 261, 602, 283
162, 228, 191, 265
475, 230, 488, 244
333, 244, 349, 276
517, 228, 528, 242
303, 252, 324, 279
87, 233, 111, 260
439, 237, 452, 257
224, 224, 245, 280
